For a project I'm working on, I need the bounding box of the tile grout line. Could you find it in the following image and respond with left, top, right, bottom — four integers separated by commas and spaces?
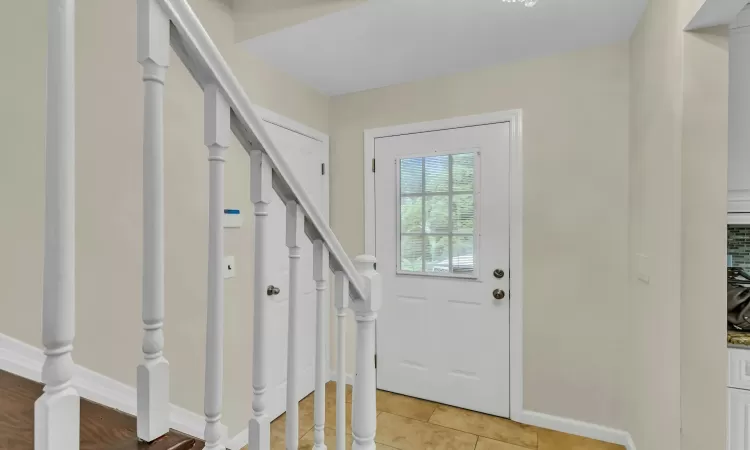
418, 417, 537, 450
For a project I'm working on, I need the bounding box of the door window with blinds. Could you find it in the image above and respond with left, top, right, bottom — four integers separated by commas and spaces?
397, 151, 479, 277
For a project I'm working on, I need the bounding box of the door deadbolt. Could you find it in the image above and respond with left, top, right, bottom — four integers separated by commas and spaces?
267, 285, 280, 296
492, 289, 505, 300
493, 269, 505, 279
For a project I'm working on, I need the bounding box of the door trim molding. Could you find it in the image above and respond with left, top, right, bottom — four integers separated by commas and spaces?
363, 110, 524, 420
253, 104, 330, 219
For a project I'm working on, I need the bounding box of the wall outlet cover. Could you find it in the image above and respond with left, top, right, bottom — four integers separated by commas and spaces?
224, 256, 235, 279
635, 253, 650, 284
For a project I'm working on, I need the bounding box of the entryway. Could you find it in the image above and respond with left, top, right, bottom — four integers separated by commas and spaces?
366, 113, 522, 419
256, 108, 330, 421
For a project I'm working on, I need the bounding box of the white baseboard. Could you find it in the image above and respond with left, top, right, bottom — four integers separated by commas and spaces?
2, 337, 636, 450
227, 429, 249, 450
0, 333, 208, 443
518, 410, 634, 449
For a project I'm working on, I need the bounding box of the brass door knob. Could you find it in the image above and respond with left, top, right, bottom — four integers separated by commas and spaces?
267, 285, 280, 296
492, 289, 505, 300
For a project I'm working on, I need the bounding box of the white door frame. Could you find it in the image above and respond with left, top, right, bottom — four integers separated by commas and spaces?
254, 104, 330, 220
363, 110, 523, 420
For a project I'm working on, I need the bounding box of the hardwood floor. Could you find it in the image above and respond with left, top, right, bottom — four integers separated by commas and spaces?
0, 370, 203, 450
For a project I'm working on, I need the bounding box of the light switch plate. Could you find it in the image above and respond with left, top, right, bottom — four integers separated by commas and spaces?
224, 256, 235, 279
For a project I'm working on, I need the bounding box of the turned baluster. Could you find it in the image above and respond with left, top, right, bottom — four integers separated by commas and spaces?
136, 0, 171, 441
35, 1, 80, 448
351, 256, 381, 450
334, 272, 349, 450
249, 149, 273, 450
203, 84, 230, 450
285, 202, 305, 449
312, 241, 329, 450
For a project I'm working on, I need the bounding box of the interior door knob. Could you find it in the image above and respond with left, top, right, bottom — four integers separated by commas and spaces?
267, 285, 280, 296
492, 289, 505, 300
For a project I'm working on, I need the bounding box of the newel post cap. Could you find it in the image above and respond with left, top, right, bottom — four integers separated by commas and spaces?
353, 254, 381, 313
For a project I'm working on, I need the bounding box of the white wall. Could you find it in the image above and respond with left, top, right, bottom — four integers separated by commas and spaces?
0, 0, 329, 435
329, 42, 631, 430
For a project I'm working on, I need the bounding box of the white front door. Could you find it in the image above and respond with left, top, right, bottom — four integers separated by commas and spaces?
375, 122, 511, 417
261, 118, 328, 421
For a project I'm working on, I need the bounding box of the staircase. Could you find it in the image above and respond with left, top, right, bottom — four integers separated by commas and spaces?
35, 1, 380, 449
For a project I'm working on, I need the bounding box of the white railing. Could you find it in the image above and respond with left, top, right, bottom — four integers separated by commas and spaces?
37, 0, 380, 449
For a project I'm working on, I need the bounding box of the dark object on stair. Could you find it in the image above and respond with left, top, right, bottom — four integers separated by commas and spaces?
0, 369, 205, 450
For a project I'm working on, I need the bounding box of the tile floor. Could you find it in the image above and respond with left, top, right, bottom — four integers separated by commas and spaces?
246, 382, 624, 450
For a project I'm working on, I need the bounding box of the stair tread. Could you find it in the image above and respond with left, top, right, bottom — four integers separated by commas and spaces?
0, 369, 204, 449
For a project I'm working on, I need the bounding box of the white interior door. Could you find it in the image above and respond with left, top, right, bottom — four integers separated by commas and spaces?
375, 123, 511, 417
261, 119, 328, 421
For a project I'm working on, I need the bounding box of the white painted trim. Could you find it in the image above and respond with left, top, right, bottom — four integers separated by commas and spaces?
0, 333, 209, 443
684, 0, 748, 30
625, 433, 637, 450
363, 109, 524, 420
227, 429, 250, 450
729, 213, 750, 224
253, 104, 331, 221
253, 105, 328, 145
518, 410, 634, 449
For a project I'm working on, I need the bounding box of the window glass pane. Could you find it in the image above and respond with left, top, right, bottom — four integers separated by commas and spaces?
400, 235, 423, 272
400, 197, 423, 233
424, 155, 449, 193
400, 158, 423, 194
451, 236, 474, 274
452, 194, 474, 233
452, 153, 475, 191
425, 195, 449, 233
424, 235, 450, 273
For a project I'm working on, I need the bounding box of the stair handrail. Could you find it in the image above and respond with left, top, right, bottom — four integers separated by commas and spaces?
156, 0, 368, 302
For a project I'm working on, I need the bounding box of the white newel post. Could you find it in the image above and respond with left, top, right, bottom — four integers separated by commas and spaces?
249, 149, 273, 450
136, 0, 171, 442
203, 84, 230, 450
312, 241, 329, 450
351, 256, 381, 450
35, 1, 79, 449
333, 272, 349, 450
285, 202, 305, 450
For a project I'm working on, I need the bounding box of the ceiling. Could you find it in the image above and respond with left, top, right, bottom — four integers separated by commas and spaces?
239, 0, 647, 96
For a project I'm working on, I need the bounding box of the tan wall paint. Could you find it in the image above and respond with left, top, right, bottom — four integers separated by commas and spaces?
627, 0, 684, 448
0, 0, 328, 435
329, 43, 630, 429
679, 24, 728, 450
628, 0, 728, 448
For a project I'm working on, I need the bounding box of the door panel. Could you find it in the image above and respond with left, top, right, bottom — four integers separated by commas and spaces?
262, 120, 326, 421
375, 123, 511, 417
